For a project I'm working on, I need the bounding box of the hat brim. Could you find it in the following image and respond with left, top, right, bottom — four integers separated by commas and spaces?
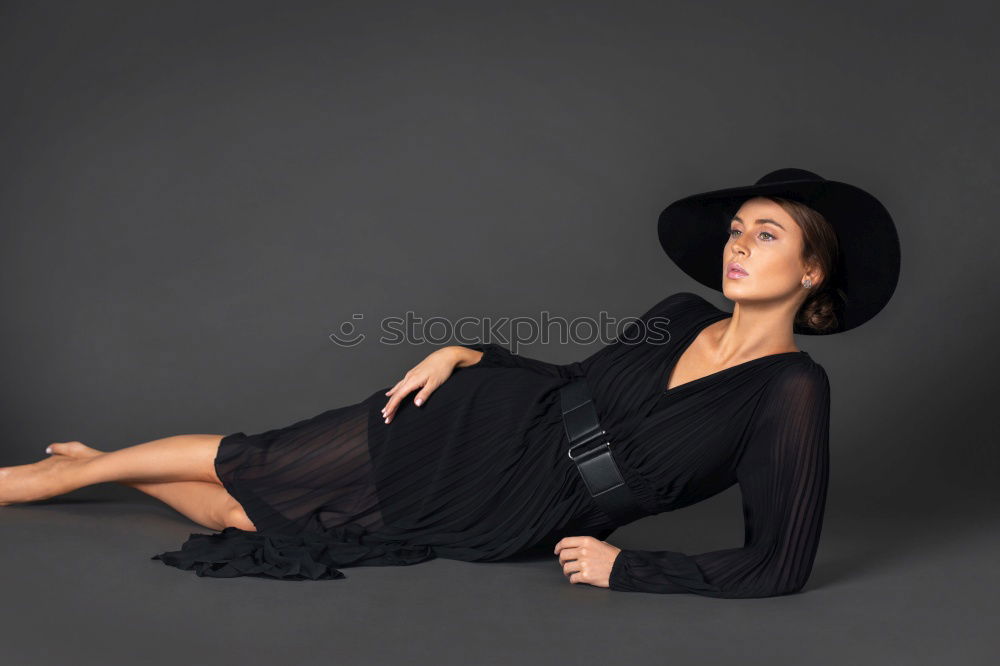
658, 178, 901, 335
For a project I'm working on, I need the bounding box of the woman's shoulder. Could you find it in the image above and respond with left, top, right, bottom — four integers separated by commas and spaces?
650, 292, 830, 383
648, 290, 718, 318
765, 355, 830, 404
664, 290, 712, 308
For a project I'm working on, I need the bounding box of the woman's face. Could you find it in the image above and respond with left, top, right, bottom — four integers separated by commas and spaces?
722, 197, 821, 305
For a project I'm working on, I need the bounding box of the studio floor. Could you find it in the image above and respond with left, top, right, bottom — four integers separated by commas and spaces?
1, 483, 995, 666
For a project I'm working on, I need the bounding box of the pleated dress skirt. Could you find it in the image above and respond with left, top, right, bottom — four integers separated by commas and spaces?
151, 364, 621, 579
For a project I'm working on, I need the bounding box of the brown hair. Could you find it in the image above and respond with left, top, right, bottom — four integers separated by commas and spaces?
767, 196, 843, 334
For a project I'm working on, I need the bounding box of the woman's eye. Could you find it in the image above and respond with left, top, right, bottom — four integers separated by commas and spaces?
729, 228, 776, 241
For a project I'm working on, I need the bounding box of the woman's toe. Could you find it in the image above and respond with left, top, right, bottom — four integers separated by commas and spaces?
47, 441, 95, 458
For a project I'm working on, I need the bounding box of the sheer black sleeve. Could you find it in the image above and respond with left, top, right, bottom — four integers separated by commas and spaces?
608, 362, 831, 598
455, 293, 684, 380
455, 342, 589, 379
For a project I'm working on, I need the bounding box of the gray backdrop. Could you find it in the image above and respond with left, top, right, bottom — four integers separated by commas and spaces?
1, 1, 997, 665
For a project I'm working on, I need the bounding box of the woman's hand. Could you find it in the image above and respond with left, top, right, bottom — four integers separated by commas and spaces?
381, 347, 474, 424
554, 536, 622, 588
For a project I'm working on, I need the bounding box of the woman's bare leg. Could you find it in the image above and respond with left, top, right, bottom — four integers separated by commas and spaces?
47, 441, 257, 532
0, 435, 257, 532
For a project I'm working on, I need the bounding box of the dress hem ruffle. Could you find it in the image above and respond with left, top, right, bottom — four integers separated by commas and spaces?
150, 525, 436, 580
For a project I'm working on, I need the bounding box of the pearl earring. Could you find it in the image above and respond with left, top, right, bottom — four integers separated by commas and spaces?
802, 279, 813, 288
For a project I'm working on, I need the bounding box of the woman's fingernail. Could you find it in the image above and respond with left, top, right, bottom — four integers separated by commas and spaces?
45, 445, 52, 454
415, 398, 422, 406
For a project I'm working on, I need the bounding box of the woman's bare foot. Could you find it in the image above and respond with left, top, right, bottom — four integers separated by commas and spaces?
46, 441, 104, 460
0, 453, 86, 505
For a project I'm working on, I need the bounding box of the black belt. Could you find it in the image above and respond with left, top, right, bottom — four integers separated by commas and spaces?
559, 380, 646, 525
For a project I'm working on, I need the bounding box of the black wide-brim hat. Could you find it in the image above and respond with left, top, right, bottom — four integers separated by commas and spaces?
658, 167, 901, 335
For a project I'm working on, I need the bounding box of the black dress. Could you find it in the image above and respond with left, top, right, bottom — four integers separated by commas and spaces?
152, 291, 831, 598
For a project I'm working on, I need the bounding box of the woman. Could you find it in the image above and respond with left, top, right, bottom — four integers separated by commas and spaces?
0, 168, 900, 598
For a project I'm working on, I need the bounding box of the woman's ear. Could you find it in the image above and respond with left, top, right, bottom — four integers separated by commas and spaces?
803, 256, 824, 289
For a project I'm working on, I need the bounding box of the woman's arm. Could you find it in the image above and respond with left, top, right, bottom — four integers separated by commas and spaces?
607, 362, 832, 598
451, 342, 588, 379
451, 292, 688, 379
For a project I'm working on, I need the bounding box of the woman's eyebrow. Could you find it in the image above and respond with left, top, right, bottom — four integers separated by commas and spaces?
731, 215, 786, 231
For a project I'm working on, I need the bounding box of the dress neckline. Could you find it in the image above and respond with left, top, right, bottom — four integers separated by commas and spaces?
662, 307, 810, 397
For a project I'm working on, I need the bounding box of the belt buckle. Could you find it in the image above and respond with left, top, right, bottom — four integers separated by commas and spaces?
567, 428, 609, 461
